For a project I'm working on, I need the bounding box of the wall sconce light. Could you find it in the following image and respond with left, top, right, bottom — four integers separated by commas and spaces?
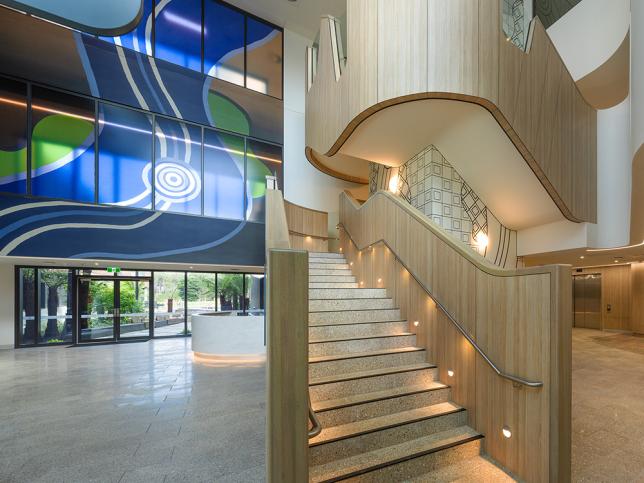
447, 369, 454, 377
388, 174, 399, 194
359, 281, 364, 286
502, 426, 512, 439
350, 262, 354, 266
413, 321, 419, 327
377, 278, 382, 283
339, 247, 343, 252
475, 233, 489, 250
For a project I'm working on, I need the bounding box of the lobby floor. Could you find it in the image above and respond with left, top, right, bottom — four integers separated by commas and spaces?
572, 328, 644, 482
0, 339, 265, 482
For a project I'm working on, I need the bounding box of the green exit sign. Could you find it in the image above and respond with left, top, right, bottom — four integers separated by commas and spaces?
106, 267, 121, 273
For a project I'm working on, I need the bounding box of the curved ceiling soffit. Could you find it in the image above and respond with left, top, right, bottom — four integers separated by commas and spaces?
305, 92, 583, 225
575, 31, 630, 110
0, 0, 143, 36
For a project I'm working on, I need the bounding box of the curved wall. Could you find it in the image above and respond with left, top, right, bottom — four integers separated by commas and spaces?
631, 1, 644, 244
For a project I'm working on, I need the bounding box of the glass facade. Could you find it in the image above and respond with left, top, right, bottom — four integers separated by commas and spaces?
16, 265, 263, 347
98, 104, 153, 208
0, 77, 28, 194
246, 17, 283, 97
154, 0, 202, 71
31, 86, 96, 202
246, 139, 283, 221
97, 0, 283, 99
203, 129, 245, 219
0, 77, 282, 223
204, 1, 245, 86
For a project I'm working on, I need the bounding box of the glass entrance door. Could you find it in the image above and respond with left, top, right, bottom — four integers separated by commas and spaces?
77, 277, 151, 342
78, 278, 116, 342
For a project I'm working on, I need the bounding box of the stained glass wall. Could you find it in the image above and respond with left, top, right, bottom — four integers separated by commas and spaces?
0, 78, 28, 195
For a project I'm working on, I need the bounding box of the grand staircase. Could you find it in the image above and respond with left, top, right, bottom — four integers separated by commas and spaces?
307, 252, 515, 482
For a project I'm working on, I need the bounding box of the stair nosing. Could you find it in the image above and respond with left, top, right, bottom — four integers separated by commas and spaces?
313, 431, 484, 483
310, 297, 391, 301
309, 363, 435, 386
308, 346, 425, 363
309, 333, 414, 344
313, 382, 450, 413
309, 319, 407, 327
309, 405, 466, 448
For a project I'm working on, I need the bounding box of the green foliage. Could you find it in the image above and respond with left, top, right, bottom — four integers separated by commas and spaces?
89, 280, 144, 314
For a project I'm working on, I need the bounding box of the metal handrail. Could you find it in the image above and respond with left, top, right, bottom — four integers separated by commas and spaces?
308, 394, 322, 438
337, 223, 543, 389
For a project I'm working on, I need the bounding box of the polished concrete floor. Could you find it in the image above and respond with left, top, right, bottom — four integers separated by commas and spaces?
572, 328, 644, 482
0, 339, 265, 482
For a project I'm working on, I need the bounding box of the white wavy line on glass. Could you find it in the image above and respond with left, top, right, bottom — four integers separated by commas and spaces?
0, 200, 88, 218
0, 211, 163, 256
148, 56, 190, 162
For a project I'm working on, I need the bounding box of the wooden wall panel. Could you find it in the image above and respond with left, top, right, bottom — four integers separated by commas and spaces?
339, 190, 571, 482
306, 0, 597, 224
630, 263, 644, 334
377, 0, 427, 100
284, 200, 329, 252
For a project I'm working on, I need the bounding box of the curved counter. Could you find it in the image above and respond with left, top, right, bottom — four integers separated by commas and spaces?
191, 313, 266, 363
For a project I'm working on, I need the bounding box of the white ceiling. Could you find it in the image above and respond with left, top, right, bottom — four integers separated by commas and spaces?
224, 0, 345, 39
338, 99, 564, 231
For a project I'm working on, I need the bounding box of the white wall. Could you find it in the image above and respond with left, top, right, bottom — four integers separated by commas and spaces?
589, 97, 631, 247
547, 0, 630, 80
283, 29, 362, 241
0, 263, 14, 349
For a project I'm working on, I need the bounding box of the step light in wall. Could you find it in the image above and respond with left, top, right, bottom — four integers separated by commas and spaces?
502, 426, 512, 439
447, 369, 454, 377
413, 321, 419, 327
377, 278, 382, 283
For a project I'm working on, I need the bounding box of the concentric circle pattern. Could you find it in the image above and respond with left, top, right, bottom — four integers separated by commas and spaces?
154, 161, 201, 204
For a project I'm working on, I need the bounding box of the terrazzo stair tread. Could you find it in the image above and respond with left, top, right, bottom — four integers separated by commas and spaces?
310, 269, 354, 276
309, 332, 415, 345
309, 346, 424, 364
308, 334, 417, 358
309, 299, 396, 312
309, 275, 357, 283
309, 309, 402, 324
402, 455, 517, 483
309, 347, 427, 380
309, 402, 465, 447
309, 321, 410, 340
308, 257, 349, 264
309, 252, 345, 259
310, 282, 360, 288
309, 362, 435, 386
309, 426, 482, 483
312, 382, 448, 413
309, 288, 388, 300
309, 318, 406, 328
309, 263, 350, 270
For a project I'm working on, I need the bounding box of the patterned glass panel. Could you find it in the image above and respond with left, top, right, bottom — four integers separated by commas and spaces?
246, 17, 283, 98
154, 0, 202, 71
0, 77, 27, 194
203, 129, 244, 220
204, 1, 245, 86
245, 139, 282, 221
99, 0, 154, 55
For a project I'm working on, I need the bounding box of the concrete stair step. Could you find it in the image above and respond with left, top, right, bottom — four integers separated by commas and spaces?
309, 334, 416, 357
310, 282, 360, 289
308, 347, 426, 379
309, 425, 483, 482
309, 309, 401, 325
309, 252, 345, 259
309, 321, 409, 340
310, 274, 357, 283
309, 288, 387, 300
314, 382, 450, 427
309, 403, 468, 467
310, 363, 437, 402
310, 263, 350, 270
310, 268, 354, 276
310, 298, 395, 312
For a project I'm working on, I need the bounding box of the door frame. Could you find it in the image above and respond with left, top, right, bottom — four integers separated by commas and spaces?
75, 274, 153, 344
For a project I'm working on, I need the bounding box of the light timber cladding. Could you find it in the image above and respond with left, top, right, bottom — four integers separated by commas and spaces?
306, 0, 597, 223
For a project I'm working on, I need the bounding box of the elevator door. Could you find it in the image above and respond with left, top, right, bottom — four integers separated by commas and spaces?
573, 274, 602, 329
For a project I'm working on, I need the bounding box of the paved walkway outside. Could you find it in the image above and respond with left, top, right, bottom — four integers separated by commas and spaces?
572, 328, 644, 482
0, 338, 265, 482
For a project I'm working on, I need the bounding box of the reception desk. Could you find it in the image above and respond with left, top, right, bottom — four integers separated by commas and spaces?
191, 312, 266, 362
